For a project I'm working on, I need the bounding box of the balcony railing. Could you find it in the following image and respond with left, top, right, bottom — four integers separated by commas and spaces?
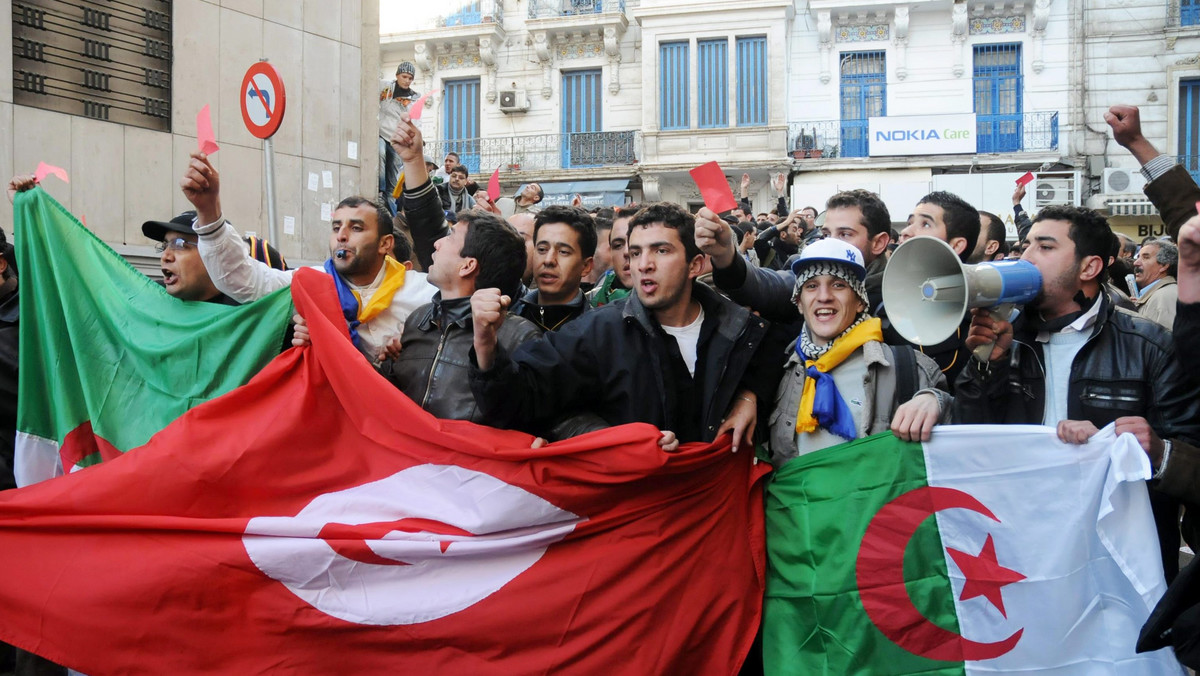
529, 0, 625, 19
787, 112, 1059, 159
977, 112, 1058, 154
426, 131, 641, 174
438, 0, 504, 28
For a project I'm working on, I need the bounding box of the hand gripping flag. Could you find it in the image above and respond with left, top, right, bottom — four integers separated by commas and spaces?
12, 187, 292, 485
764, 426, 1185, 675
0, 268, 768, 676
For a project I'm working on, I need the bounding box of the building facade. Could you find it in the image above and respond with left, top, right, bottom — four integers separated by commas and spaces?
1078, 0, 1200, 243
786, 0, 1075, 237
386, 0, 1199, 240
4, 0, 381, 272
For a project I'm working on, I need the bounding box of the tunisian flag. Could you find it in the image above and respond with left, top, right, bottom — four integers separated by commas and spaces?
0, 269, 767, 676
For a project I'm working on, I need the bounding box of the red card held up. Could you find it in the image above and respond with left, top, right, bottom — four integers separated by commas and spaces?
487, 166, 501, 202
689, 161, 738, 214
1016, 172, 1034, 187
34, 162, 69, 185
408, 92, 432, 121
197, 105, 220, 155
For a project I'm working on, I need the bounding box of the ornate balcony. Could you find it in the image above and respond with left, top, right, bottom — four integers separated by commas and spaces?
529, 0, 626, 18
379, 1, 505, 79
786, 112, 1059, 159
425, 131, 642, 175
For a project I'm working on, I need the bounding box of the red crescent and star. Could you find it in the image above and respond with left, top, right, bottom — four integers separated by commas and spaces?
856, 486, 1025, 662
318, 517, 474, 566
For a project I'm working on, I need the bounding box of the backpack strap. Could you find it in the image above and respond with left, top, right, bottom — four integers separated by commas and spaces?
891, 345, 920, 407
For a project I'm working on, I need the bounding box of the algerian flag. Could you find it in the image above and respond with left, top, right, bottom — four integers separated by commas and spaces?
764, 425, 1185, 675
12, 187, 293, 485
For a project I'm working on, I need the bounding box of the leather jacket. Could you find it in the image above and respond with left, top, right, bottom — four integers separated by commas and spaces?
953, 292, 1200, 441
379, 295, 540, 423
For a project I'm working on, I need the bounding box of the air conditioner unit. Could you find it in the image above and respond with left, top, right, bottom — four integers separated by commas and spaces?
1102, 167, 1148, 195
1033, 172, 1079, 209
498, 89, 529, 113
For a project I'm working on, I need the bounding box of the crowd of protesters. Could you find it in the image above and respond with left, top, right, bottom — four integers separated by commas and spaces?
3, 82, 1200, 672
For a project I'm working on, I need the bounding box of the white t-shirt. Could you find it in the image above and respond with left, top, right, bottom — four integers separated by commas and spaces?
660, 307, 705, 377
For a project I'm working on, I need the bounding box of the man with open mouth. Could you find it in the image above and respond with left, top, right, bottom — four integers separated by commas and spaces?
142, 211, 285, 305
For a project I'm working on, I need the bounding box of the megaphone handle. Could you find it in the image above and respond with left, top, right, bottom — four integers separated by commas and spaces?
971, 303, 1016, 363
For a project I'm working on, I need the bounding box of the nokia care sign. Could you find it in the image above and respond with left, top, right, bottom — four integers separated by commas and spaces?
868, 113, 977, 156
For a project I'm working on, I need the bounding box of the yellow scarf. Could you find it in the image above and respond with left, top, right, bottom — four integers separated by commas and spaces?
795, 317, 884, 435
353, 256, 407, 323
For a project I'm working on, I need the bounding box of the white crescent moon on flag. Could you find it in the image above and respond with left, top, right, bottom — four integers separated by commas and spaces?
242, 464, 582, 626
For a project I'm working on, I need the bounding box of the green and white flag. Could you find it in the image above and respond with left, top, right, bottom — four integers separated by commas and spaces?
13, 187, 293, 485
765, 424, 1184, 675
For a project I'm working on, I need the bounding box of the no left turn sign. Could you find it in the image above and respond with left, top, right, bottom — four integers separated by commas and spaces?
241, 62, 286, 139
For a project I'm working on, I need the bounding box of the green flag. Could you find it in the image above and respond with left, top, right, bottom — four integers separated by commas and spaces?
13, 187, 293, 484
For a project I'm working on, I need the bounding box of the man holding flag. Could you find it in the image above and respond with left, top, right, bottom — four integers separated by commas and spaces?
181, 150, 435, 366
955, 205, 1200, 580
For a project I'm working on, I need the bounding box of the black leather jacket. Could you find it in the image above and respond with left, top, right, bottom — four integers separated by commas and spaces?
953, 293, 1200, 439
510, 287, 590, 333
469, 282, 780, 444
379, 295, 540, 423
0, 288, 16, 491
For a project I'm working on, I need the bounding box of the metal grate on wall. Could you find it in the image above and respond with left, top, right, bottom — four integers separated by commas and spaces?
736, 36, 767, 127
659, 41, 688, 130
12, 0, 172, 132
698, 38, 727, 128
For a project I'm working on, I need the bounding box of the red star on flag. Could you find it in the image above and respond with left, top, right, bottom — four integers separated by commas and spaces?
946, 534, 1026, 618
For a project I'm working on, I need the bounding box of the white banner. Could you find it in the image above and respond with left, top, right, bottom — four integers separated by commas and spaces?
869, 113, 977, 156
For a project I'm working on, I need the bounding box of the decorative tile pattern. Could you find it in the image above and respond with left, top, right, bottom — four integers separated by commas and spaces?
437, 54, 483, 70
835, 24, 890, 42
558, 43, 604, 59
970, 15, 1026, 34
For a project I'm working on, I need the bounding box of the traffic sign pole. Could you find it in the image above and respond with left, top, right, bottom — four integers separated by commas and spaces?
264, 136, 278, 246
240, 59, 287, 247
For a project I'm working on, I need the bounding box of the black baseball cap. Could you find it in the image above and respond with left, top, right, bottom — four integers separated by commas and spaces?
143, 211, 286, 271
141, 211, 197, 242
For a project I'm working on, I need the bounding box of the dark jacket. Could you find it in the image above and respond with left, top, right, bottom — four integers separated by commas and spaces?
1167, 302, 1200, 548
711, 249, 886, 323
510, 288, 590, 333
437, 182, 477, 219
402, 179, 453, 271
470, 283, 779, 444
379, 295, 540, 423
0, 288, 16, 492
952, 294, 1200, 436
710, 252, 966, 385
1144, 164, 1200, 240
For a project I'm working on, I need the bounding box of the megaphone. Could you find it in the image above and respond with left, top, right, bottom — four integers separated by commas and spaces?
882, 237, 1041, 357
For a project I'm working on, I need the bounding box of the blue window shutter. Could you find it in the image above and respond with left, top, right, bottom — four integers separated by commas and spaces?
736, 36, 767, 127
562, 69, 602, 168
1184, 0, 1200, 26
1181, 79, 1200, 184
698, 39, 728, 128
659, 42, 689, 130
839, 51, 886, 158
443, 78, 481, 173
972, 43, 1022, 153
